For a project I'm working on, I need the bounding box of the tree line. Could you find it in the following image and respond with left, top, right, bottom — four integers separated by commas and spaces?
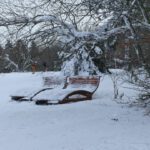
0, 40, 60, 72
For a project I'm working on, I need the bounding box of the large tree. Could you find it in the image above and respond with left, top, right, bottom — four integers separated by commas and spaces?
0, 0, 149, 75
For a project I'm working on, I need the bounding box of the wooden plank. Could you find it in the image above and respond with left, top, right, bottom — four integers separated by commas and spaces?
69, 77, 100, 85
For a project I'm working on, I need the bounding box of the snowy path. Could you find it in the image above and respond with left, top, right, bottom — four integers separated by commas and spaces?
0, 72, 150, 150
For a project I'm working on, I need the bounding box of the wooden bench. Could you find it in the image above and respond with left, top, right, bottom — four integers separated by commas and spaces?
35, 76, 100, 105
58, 76, 100, 104
11, 75, 67, 101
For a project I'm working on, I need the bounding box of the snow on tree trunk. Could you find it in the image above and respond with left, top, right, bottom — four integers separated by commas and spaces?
61, 43, 99, 76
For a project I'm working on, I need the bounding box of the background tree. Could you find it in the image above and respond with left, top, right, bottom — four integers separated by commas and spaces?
0, 40, 18, 72
12, 40, 31, 71
0, 0, 149, 75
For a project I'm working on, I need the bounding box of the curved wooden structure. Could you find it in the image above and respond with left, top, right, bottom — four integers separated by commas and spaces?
35, 76, 100, 105
11, 76, 67, 101
59, 90, 92, 104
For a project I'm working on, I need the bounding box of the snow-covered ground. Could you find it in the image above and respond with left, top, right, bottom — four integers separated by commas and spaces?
0, 71, 150, 150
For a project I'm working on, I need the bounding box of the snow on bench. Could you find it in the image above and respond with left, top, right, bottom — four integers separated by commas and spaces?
11, 75, 67, 101
33, 76, 100, 105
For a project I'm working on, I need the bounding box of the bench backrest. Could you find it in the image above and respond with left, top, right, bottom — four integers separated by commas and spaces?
67, 76, 100, 93
43, 76, 67, 88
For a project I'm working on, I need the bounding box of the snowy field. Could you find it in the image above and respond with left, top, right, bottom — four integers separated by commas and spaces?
0, 71, 150, 150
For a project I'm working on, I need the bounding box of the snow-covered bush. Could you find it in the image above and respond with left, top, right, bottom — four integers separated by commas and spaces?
60, 42, 102, 76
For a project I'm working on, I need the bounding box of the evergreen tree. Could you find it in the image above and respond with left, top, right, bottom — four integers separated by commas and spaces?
12, 39, 31, 71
